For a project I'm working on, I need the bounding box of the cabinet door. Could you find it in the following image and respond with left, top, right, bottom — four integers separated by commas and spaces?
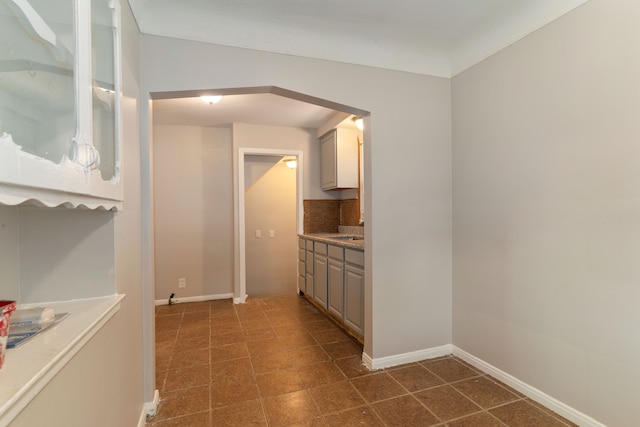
320, 128, 358, 191
91, 0, 121, 184
297, 240, 306, 293
320, 130, 337, 190
313, 255, 328, 308
306, 250, 314, 274
0, 0, 76, 168
297, 275, 306, 294
306, 273, 314, 298
327, 258, 344, 318
344, 264, 364, 336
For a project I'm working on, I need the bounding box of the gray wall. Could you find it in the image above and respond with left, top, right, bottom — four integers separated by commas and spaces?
141, 36, 453, 363
452, 0, 640, 425
232, 123, 326, 200
153, 125, 234, 301
152, 123, 320, 301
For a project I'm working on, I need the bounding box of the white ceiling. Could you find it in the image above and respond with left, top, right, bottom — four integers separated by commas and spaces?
129, 0, 589, 77
136, 0, 590, 128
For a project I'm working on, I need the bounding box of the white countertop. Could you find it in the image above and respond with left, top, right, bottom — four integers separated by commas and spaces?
299, 233, 365, 251
0, 294, 124, 425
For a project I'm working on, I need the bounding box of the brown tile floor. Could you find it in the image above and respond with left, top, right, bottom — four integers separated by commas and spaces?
147, 295, 577, 427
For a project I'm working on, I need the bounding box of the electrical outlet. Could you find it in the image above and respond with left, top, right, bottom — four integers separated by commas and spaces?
178, 278, 186, 288
269, 230, 275, 238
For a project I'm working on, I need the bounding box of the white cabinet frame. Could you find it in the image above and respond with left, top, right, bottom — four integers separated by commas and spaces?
0, 0, 123, 209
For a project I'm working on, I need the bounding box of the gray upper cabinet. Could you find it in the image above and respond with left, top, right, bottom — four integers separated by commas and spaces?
320, 128, 359, 190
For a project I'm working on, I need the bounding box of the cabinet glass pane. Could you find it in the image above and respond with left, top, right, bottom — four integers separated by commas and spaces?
91, 0, 117, 181
0, 0, 75, 163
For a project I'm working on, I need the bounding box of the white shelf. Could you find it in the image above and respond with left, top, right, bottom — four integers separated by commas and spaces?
0, 294, 125, 426
0, 133, 123, 210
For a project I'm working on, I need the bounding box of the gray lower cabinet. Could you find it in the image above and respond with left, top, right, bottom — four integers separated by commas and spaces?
344, 248, 365, 336
297, 274, 306, 294
327, 244, 345, 318
344, 262, 364, 336
298, 237, 364, 339
313, 243, 328, 308
328, 258, 345, 318
306, 240, 314, 297
297, 238, 306, 293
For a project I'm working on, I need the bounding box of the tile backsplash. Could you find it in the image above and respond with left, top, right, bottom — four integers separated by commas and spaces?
338, 225, 364, 236
303, 199, 361, 233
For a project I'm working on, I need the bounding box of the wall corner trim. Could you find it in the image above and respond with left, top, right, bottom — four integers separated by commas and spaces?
138, 389, 160, 427
452, 346, 606, 427
362, 344, 452, 371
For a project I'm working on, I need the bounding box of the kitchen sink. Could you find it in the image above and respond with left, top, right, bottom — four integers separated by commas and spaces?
329, 235, 364, 241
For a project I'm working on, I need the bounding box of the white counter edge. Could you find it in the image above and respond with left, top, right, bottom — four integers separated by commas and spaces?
0, 294, 125, 425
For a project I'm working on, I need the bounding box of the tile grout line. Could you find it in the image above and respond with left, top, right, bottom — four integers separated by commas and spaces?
152, 297, 580, 426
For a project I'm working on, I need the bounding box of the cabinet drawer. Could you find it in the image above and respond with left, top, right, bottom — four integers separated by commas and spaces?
314, 242, 328, 255
298, 248, 306, 261
298, 260, 306, 276
306, 240, 314, 251
328, 245, 344, 260
345, 249, 364, 267
298, 238, 306, 249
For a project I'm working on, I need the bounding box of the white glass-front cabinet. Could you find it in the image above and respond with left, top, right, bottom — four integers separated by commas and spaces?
0, 0, 122, 209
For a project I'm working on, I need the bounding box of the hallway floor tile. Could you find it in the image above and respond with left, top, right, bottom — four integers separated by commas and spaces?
147, 295, 576, 427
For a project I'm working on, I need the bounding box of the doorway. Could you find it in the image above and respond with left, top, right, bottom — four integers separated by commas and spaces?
236, 148, 303, 302
243, 153, 300, 297
143, 87, 369, 408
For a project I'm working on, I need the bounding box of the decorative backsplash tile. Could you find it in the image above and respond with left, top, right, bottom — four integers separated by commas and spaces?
338, 225, 364, 236
339, 199, 360, 226
303, 199, 360, 233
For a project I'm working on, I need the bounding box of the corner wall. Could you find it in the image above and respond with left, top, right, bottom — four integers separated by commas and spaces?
8, 0, 146, 424
452, 1, 640, 425
152, 123, 323, 301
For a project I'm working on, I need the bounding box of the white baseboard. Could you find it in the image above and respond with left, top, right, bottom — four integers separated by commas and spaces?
154, 293, 234, 306
361, 344, 603, 427
452, 346, 605, 427
234, 294, 248, 304
362, 344, 452, 370
137, 389, 159, 427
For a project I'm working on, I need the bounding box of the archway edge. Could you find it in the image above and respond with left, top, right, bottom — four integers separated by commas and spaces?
150, 85, 370, 118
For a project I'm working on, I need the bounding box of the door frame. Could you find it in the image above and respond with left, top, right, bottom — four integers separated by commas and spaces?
234, 147, 304, 303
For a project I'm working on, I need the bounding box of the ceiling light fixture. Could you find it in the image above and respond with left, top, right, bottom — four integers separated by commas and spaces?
200, 95, 222, 105
283, 157, 297, 169
352, 116, 364, 130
